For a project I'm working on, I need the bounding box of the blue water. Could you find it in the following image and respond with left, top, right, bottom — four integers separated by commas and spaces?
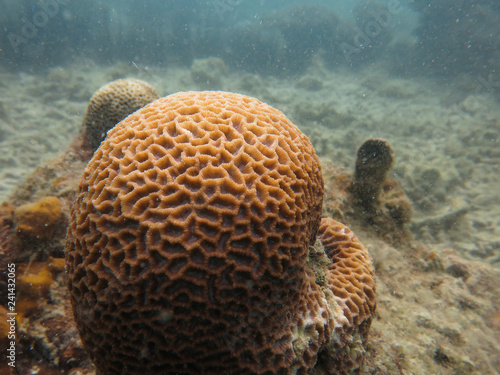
0, 0, 458, 76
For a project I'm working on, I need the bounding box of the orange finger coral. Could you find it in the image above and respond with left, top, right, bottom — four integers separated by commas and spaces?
65, 91, 375, 374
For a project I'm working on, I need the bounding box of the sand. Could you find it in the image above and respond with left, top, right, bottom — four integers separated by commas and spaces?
0, 58, 499, 374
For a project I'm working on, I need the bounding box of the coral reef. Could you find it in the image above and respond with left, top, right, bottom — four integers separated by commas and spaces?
65, 91, 376, 374
380, 178, 413, 232
81, 78, 159, 152
2, 61, 499, 373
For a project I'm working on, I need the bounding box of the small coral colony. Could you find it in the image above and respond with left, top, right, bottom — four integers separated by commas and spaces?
1, 79, 412, 374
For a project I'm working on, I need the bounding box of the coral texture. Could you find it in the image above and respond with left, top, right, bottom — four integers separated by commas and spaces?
315, 217, 376, 370
81, 78, 159, 151
65, 91, 375, 374
317, 218, 376, 331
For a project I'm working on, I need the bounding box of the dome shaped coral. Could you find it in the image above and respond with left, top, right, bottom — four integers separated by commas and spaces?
65, 91, 375, 374
81, 78, 159, 152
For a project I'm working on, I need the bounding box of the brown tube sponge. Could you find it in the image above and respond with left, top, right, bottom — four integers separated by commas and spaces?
81, 78, 159, 152
65, 91, 375, 374
351, 138, 394, 211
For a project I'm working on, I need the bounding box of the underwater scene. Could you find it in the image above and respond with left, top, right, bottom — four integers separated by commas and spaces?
0, 0, 499, 374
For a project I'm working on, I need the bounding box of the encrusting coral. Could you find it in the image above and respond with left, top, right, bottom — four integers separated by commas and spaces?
65, 91, 376, 374
15, 257, 66, 323
81, 78, 159, 152
13, 196, 64, 242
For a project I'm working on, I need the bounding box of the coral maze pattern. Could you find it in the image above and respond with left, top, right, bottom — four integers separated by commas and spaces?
317, 218, 376, 357
65, 91, 375, 374
82, 78, 159, 151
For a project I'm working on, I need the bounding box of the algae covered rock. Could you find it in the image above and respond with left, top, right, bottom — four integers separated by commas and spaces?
13, 196, 64, 242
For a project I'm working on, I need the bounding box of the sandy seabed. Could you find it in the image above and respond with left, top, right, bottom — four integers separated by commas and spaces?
0, 58, 499, 374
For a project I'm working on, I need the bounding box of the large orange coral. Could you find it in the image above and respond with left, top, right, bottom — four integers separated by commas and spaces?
65, 91, 375, 374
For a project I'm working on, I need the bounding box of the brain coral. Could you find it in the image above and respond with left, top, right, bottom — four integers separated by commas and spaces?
65, 91, 375, 374
81, 78, 159, 151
